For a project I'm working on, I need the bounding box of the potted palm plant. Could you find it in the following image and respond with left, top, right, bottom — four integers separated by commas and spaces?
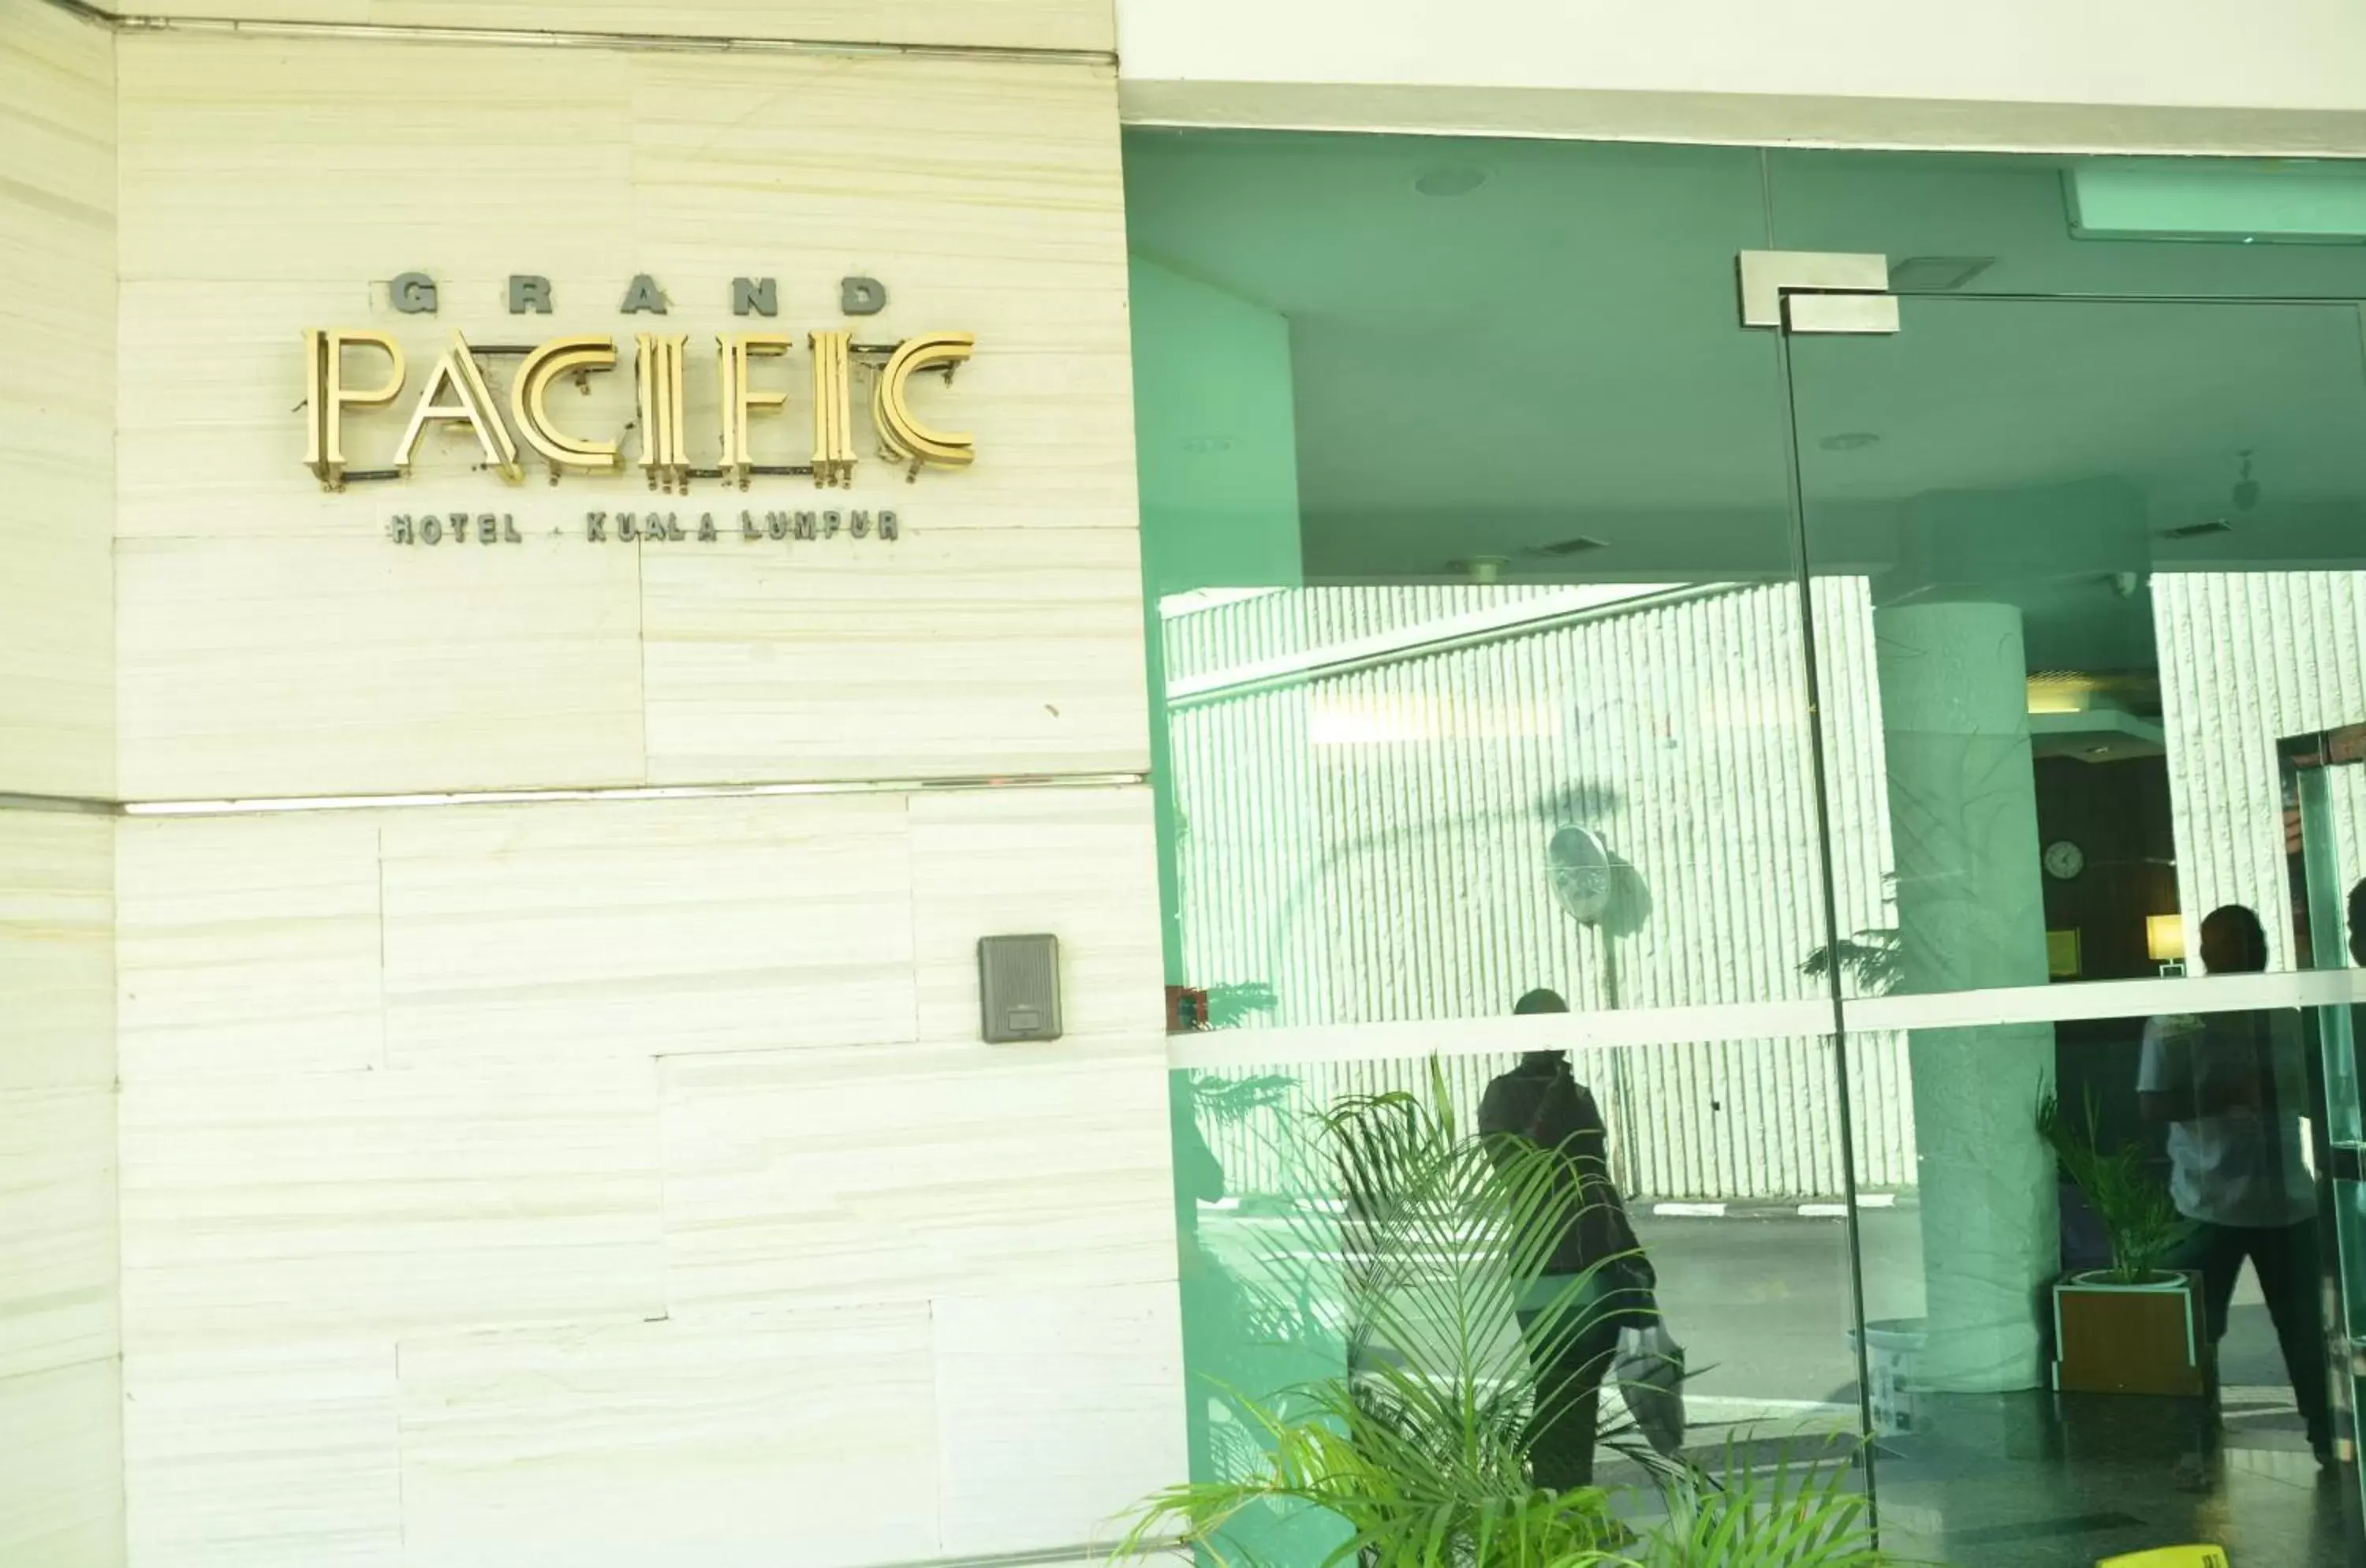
2036, 1087, 2204, 1397
1128, 1062, 1932, 1567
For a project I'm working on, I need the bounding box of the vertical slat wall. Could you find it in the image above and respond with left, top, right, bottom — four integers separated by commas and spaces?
2157, 570, 2366, 963
1165, 580, 1913, 1201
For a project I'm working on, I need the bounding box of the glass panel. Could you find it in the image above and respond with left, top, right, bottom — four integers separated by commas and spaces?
1123, 130, 1836, 1038
1173, 1036, 1860, 1557
1790, 295, 2366, 1565
1852, 1012, 2352, 1568
1791, 297, 2366, 1002
1769, 150, 2366, 302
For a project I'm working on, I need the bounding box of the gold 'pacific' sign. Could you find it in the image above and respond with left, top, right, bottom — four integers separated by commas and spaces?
301, 326, 976, 492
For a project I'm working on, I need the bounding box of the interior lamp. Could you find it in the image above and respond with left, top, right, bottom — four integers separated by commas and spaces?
2147, 914, 2187, 965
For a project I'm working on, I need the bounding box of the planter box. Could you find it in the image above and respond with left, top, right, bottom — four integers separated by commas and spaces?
2052, 1268, 2209, 1397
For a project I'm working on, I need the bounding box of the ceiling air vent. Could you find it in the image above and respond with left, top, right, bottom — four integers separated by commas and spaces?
1528, 535, 1607, 558
2159, 519, 2235, 540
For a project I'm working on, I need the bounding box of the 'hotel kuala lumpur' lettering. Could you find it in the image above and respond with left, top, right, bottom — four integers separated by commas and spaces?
304, 312, 975, 492
384, 509, 901, 547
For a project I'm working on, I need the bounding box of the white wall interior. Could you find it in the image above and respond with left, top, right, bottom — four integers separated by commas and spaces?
1115, 0, 2366, 152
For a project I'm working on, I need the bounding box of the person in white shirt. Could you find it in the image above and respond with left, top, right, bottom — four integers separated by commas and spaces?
2137, 904, 2330, 1464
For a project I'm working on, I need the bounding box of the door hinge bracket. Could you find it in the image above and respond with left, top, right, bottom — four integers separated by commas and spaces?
1737, 251, 1898, 334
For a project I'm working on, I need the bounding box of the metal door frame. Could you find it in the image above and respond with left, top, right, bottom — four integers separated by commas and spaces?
2278, 724, 2366, 1539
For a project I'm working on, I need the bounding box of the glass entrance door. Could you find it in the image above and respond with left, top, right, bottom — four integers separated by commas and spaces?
2282, 722, 2366, 1534
1784, 294, 2366, 1566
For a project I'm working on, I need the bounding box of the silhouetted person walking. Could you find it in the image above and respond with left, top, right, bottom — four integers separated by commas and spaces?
1480, 989, 1655, 1489
2140, 904, 2331, 1463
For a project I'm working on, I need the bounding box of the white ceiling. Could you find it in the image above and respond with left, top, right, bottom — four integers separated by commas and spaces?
1125, 132, 2366, 670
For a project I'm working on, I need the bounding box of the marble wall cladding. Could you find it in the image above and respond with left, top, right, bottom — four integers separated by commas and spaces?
122, 1338, 402, 1568
0, 812, 117, 1097
659, 1037, 1177, 1316
931, 1282, 1186, 1557
90, 15, 1163, 1566
397, 1308, 942, 1568
114, 786, 1181, 1567
118, 1058, 670, 1348
0, 801, 121, 1567
117, 816, 386, 1081
908, 785, 1165, 1042
0, 1087, 118, 1383
377, 794, 918, 1068
114, 34, 1142, 801
0, 1359, 125, 1568
0, 0, 114, 800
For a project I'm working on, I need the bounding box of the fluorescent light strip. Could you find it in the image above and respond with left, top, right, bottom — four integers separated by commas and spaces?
1166, 969, 2366, 1070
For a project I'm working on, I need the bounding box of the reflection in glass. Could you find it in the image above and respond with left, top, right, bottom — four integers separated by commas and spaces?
1135, 133, 2366, 1563
1793, 296, 2366, 1562
1125, 129, 1829, 1040
1172, 1042, 1860, 1534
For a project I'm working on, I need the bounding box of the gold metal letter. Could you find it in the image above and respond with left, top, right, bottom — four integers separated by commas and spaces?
512, 334, 620, 476
717, 334, 791, 489
873, 331, 976, 473
809, 329, 855, 487
394, 331, 520, 479
634, 333, 688, 490
304, 328, 406, 490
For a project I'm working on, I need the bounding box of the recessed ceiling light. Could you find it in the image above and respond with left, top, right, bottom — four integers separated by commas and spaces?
1414, 166, 1488, 198
1819, 431, 1881, 452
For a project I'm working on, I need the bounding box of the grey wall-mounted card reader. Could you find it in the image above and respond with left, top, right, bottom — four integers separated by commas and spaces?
978, 934, 1062, 1043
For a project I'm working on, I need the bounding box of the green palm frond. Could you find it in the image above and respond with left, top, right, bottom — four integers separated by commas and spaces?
1141, 1058, 1944, 1567
1599, 1441, 1894, 1567
1192, 1071, 1301, 1127
1134, 1059, 1651, 1566
2036, 1084, 2191, 1282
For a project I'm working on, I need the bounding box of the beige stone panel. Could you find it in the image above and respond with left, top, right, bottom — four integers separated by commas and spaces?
0, 1088, 118, 1381
627, 53, 1138, 532
397, 1307, 940, 1568
117, 36, 633, 286
641, 527, 1150, 783
119, 1060, 664, 1345
114, 35, 639, 543
117, 532, 647, 799
101, 0, 1114, 52
0, 0, 114, 798
0, 1358, 123, 1568
379, 793, 916, 1067
933, 1282, 1185, 1555
661, 1037, 1174, 1317
115, 41, 1134, 536
123, 1338, 399, 1568
909, 785, 1162, 1042
0, 811, 114, 1092
118, 815, 385, 1081
114, 35, 648, 801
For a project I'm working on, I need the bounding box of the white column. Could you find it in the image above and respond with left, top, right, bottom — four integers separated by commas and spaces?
1875, 600, 2059, 1394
